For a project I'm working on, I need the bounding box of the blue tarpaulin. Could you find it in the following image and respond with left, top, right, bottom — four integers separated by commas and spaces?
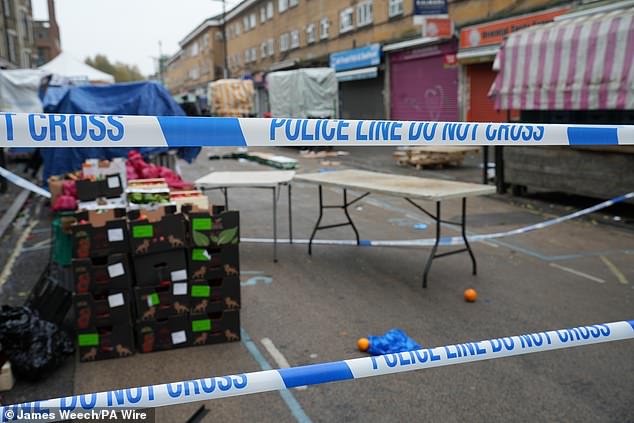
40, 81, 200, 182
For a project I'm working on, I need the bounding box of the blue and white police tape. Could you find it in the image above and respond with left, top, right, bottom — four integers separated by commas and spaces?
1, 320, 632, 422
242, 191, 634, 247
1, 113, 633, 147
0, 166, 51, 198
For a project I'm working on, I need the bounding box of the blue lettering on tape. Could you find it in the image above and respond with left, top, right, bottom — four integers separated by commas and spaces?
567, 127, 618, 145
278, 361, 353, 388
158, 116, 246, 147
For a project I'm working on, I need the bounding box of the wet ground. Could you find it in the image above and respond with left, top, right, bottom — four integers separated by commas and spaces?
0, 148, 632, 422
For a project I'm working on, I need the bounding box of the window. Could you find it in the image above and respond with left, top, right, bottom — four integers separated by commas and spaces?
235, 22, 241, 35
243, 16, 249, 30
22, 50, 30, 68
290, 30, 300, 49
267, 38, 275, 56
280, 33, 289, 52
339, 8, 354, 33
203, 33, 209, 48
320, 17, 329, 40
267, 1, 274, 18
306, 23, 316, 44
279, 0, 288, 13
252, 47, 257, 62
244, 50, 250, 63
191, 42, 199, 56
190, 66, 200, 80
289, 0, 298, 7
250, 13, 256, 28
356, 1, 372, 27
260, 7, 266, 23
261, 41, 267, 58
3, 0, 10, 17
388, 0, 403, 17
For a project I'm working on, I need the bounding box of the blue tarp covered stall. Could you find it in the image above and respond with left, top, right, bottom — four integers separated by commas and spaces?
41, 81, 200, 182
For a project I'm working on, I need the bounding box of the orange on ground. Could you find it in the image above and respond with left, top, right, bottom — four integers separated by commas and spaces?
357, 337, 370, 352
464, 288, 478, 302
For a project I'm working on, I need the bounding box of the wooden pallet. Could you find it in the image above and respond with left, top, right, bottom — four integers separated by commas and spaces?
393, 147, 480, 169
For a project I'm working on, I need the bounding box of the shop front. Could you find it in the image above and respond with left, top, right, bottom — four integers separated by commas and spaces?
489, 4, 634, 200
330, 44, 384, 120
384, 38, 458, 121
457, 6, 570, 122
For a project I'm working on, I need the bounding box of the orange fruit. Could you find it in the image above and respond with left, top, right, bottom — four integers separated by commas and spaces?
464, 288, 478, 302
357, 338, 370, 352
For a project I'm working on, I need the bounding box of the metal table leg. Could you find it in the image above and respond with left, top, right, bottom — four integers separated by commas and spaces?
222, 187, 229, 210
288, 183, 293, 244
308, 185, 369, 255
462, 198, 477, 275
308, 185, 324, 255
273, 186, 278, 263
422, 202, 441, 289
407, 197, 477, 288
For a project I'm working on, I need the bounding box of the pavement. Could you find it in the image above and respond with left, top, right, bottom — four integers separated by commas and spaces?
0, 148, 633, 422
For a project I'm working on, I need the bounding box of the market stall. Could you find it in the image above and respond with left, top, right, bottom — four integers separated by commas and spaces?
489, 5, 634, 199
40, 81, 200, 183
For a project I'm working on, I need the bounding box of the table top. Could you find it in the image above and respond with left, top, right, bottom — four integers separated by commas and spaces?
294, 169, 496, 201
195, 170, 296, 187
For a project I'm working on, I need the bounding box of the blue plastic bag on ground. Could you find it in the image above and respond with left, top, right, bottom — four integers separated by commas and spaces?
367, 328, 421, 355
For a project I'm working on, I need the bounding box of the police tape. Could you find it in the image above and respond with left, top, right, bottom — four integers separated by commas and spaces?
242, 192, 634, 247
1, 113, 633, 147
0, 166, 51, 198
1, 320, 632, 422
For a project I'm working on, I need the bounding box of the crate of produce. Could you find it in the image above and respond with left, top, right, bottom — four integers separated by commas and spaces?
135, 315, 190, 353
71, 208, 129, 258
78, 324, 135, 362
128, 206, 187, 256
134, 281, 191, 321
72, 254, 133, 295
133, 249, 188, 287
190, 276, 240, 315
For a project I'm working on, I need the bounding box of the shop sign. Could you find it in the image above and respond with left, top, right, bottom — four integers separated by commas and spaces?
330, 44, 381, 72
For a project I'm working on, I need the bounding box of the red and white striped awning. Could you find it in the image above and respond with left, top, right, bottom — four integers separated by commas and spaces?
490, 7, 634, 110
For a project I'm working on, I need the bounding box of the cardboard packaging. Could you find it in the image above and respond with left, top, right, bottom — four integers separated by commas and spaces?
187, 244, 240, 282
135, 315, 190, 353
75, 174, 124, 202
82, 158, 127, 188
134, 281, 191, 321
189, 310, 240, 347
133, 249, 188, 287
78, 324, 135, 362
74, 291, 133, 331
127, 178, 171, 207
72, 254, 132, 295
71, 208, 129, 258
170, 191, 210, 213
128, 206, 187, 256
186, 211, 240, 248
190, 276, 241, 315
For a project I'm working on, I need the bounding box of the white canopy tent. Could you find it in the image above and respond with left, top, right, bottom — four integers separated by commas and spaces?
39, 51, 115, 85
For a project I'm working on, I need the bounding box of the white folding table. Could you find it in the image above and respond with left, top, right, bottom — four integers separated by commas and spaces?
195, 170, 296, 262
294, 169, 496, 287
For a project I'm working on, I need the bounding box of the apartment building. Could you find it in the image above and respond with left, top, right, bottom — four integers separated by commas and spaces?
164, 17, 225, 99
33, 0, 60, 66
166, 0, 578, 119
0, 0, 35, 69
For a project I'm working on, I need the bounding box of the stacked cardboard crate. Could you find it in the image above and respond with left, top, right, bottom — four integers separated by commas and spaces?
185, 209, 241, 347
129, 206, 191, 352
129, 206, 241, 352
71, 208, 136, 362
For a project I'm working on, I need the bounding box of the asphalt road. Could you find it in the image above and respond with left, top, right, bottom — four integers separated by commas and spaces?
1, 148, 633, 422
